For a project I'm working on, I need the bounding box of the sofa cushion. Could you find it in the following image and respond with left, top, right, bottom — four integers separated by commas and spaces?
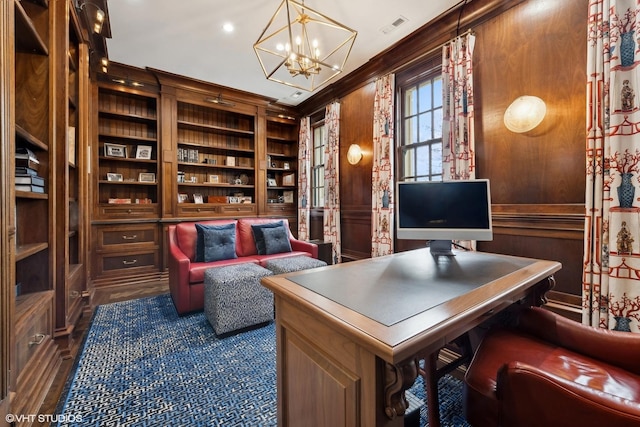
237, 218, 291, 257
189, 257, 260, 284
197, 223, 238, 262
176, 220, 237, 262
262, 225, 293, 254
250, 221, 285, 255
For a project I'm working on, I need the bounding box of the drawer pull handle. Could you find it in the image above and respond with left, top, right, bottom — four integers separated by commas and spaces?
122, 259, 138, 265
127, 209, 132, 214
29, 333, 45, 346
122, 234, 137, 240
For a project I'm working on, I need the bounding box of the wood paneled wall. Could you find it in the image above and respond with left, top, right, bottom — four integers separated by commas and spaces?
300, 0, 589, 316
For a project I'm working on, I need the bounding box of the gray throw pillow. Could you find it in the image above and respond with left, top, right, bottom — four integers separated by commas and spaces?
262, 225, 292, 255
196, 223, 237, 262
251, 221, 284, 255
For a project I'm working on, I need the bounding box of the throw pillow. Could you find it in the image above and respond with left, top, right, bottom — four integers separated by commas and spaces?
251, 221, 284, 255
262, 225, 293, 255
195, 223, 236, 262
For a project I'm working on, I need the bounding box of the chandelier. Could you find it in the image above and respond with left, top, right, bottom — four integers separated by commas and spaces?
254, 0, 357, 92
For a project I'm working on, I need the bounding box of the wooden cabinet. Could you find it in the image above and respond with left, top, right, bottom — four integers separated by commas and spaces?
9, 0, 62, 418
175, 100, 257, 217
92, 223, 161, 279
265, 111, 299, 234
53, 0, 89, 356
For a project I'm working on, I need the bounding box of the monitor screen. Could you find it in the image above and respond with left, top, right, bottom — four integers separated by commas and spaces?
396, 179, 493, 245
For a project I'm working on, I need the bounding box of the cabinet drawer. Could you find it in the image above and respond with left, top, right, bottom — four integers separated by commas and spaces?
177, 204, 220, 217
219, 204, 256, 215
101, 251, 157, 272
265, 204, 296, 215
15, 298, 52, 377
97, 224, 158, 249
98, 204, 159, 219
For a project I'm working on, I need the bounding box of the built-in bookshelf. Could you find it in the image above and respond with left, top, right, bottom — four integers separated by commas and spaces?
12, 0, 60, 417
265, 113, 298, 221
175, 100, 257, 217
96, 85, 160, 218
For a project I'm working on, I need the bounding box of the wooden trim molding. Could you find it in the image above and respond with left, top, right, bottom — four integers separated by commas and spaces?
491, 204, 585, 239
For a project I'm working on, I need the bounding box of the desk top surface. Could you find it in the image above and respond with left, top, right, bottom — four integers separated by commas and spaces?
289, 250, 534, 326
262, 248, 561, 362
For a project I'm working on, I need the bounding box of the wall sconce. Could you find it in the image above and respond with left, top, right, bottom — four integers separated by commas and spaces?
503, 95, 546, 133
347, 144, 363, 165
77, 1, 106, 34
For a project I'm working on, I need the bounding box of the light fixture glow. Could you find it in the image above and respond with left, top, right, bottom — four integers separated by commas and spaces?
254, 0, 357, 92
347, 144, 363, 165
222, 22, 234, 33
504, 96, 547, 133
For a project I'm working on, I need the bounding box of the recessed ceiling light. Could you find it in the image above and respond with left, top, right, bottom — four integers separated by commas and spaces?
222, 22, 234, 33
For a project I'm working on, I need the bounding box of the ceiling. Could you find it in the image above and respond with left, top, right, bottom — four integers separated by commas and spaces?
105, 0, 463, 106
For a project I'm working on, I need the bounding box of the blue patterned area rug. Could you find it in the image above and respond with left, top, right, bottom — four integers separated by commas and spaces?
55, 294, 470, 426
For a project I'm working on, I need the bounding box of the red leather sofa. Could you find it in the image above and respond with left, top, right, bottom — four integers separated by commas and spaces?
168, 218, 318, 315
464, 306, 640, 427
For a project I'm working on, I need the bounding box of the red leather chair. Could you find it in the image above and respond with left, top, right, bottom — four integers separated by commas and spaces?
464, 306, 640, 427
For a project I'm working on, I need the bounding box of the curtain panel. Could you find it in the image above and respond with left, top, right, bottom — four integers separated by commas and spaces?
442, 33, 476, 181
371, 74, 395, 257
324, 102, 342, 264
297, 116, 311, 241
584, 0, 640, 332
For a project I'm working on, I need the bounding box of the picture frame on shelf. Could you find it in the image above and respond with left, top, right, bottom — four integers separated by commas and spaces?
209, 174, 220, 184
178, 193, 188, 203
283, 162, 290, 170
138, 172, 156, 183
267, 178, 277, 187
104, 143, 127, 158
193, 193, 204, 204
68, 126, 76, 166
106, 173, 123, 182
225, 156, 236, 167
282, 173, 295, 186
283, 190, 294, 203
135, 145, 153, 160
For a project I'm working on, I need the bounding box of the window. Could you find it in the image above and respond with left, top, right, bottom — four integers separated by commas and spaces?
398, 71, 443, 181
311, 122, 326, 207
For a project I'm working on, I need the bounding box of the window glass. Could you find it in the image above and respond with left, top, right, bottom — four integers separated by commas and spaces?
311, 123, 326, 207
399, 72, 443, 182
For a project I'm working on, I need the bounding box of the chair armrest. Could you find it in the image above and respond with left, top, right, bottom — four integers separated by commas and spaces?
496, 361, 640, 427
290, 239, 318, 259
168, 235, 192, 315
518, 307, 640, 374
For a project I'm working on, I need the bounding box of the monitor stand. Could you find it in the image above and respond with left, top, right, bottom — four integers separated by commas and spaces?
429, 240, 455, 257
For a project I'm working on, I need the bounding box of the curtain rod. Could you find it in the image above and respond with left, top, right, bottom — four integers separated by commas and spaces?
390, 28, 475, 75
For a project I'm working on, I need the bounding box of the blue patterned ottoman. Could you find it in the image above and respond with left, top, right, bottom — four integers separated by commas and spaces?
204, 263, 274, 335
264, 255, 327, 275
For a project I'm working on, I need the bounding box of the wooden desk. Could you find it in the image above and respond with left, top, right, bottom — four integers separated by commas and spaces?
261, 249, 561, 427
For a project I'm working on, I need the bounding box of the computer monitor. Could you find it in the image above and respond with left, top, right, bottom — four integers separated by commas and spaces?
396, 179, 493, 256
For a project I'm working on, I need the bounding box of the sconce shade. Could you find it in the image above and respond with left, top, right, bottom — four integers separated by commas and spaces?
503, 96, 546, 133
347, 144, 363, 165
254, 0, 357, 92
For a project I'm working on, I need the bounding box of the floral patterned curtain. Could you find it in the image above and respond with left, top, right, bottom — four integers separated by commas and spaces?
442, 33, 476, 250
324, 102, 341, 263
297, 116, 311, 240
371, 74, 395, 257
584, 0, 640, 332
442, 33, 476, 181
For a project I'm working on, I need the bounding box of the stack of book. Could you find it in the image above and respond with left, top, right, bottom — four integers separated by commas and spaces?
15, 147, 45, 193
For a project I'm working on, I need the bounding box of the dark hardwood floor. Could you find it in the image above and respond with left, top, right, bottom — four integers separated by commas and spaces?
36, 280, 169, 426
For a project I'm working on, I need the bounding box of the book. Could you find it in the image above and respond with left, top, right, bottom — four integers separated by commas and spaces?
15, 166, 38, 176
15, 184, 45, 193
15, 174, 45, 186
15, 158, 40, 170
15, 147, 39, 163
